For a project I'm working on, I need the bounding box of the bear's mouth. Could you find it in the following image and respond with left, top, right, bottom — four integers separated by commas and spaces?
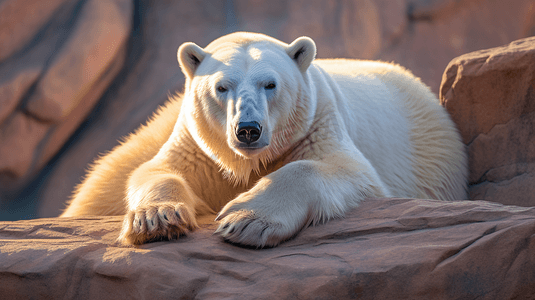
232, 141, 269, 157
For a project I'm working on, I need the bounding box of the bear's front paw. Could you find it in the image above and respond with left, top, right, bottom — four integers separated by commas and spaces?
118, 202, 197, 245
215, 208, 297, 248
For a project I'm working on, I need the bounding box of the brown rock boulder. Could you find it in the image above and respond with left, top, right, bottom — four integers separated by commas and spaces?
1, 198, 534, 299
440, 37, 535, 206
0, 0, 132, 193
0, 0, 66, 62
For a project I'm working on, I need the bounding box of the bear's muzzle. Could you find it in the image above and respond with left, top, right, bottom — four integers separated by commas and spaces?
236, 121, 262, 144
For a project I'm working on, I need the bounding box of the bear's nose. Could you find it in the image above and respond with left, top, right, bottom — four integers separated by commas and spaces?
236, 121, 262, 144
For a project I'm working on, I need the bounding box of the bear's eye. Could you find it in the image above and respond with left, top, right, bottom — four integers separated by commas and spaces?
265, 83, 276, 90
217, 86, 228, 93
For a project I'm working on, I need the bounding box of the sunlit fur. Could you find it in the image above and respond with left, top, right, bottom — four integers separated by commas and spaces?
62, 32, 467, 248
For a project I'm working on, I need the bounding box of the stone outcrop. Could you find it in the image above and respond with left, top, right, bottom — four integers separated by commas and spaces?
0, 0, 132, 193
1, 198, 534, 299
440, 37, 535, 207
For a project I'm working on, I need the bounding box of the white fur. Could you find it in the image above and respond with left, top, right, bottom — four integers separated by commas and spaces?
62, 32, 467, 248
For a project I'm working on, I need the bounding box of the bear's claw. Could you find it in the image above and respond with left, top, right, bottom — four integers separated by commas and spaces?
118, 202, 197, 245
215, 210, 287, 248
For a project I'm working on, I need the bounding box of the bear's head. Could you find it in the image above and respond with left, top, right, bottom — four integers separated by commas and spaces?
177, 32, 317, 184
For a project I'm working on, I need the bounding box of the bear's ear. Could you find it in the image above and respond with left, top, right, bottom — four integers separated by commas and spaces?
178, 42, 207, 79
286, 37, 316, 73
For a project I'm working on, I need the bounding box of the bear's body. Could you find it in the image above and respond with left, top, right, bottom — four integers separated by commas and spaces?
62, 32, 467, 247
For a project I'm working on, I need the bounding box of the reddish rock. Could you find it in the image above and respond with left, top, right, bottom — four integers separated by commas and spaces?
282, 0, 382, 59
440, 37, 535, 206
0, 0, 132, 195
0, 113, 49, 178
2, 198, 535, 299
380, 0, 535, 94
26, 0, 132, 121
0, 68, 40, 124
0, 0, 67, 62
37, 48, 127, 173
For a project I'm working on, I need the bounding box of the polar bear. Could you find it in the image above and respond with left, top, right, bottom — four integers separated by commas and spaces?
61, 32, 467, 247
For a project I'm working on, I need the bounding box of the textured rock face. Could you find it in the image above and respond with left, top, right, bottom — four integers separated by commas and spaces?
1, 198, 534, 299
0, 0, 132, 192
440, 37, 535, 207
1, 0, 534, 219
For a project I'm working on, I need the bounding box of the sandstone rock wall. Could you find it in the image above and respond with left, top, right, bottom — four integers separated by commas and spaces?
0, 0, 132, 193
1, 0, 534, 219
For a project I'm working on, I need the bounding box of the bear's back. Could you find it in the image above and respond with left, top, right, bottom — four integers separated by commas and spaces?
313, 59, 467, 200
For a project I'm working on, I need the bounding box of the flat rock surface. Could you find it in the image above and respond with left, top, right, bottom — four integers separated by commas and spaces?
1, 198, 534, 299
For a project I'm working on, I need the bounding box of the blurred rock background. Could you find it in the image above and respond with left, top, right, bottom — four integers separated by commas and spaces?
1, 0, 534, 220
